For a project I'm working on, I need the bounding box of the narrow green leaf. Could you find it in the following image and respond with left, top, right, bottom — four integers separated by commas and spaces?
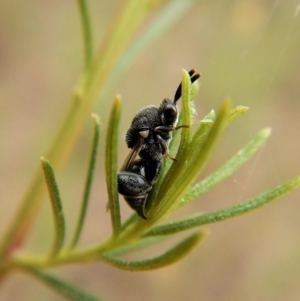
40, 158, 65, 256
190, 77, 200, 103
105, 95, 122, 236
148, 70, 194, 211
150, 71, 199, 208
70, 114, 100, 249
180, 69, 193, 146
146, 176, 300, 236
179, 128, 272, 207
26, 268, 106, 301
226, 105, 249, 125
102, 231, 207, 271
77, 0, 94, 68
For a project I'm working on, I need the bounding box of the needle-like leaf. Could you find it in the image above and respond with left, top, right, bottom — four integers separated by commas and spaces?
146, 176, 300, 236
226, 105, 249, 124
105, 95, 122, 236
179, 69, 194, 146
40, 158, 65, 256
102, 231, 207, 271
148, 69, 195, 211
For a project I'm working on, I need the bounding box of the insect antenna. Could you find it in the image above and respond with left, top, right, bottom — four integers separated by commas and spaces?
173, 69, 201, 103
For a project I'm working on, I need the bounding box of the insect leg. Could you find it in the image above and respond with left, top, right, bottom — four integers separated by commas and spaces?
154, 125, 189, 132
155, 134, 177, 162
175, 125, 189, 130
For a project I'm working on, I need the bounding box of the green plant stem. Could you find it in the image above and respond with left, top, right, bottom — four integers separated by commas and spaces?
102, 231, 207, 271
77, 0, 94, 68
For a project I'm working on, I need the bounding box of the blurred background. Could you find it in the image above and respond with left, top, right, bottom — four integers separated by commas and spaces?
1, 0, 300, 300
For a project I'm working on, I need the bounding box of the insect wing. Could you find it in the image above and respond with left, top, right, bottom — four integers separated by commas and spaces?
120, 136, 144, 172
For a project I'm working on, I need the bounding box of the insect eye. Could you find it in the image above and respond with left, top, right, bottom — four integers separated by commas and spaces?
162, 106, 177, 124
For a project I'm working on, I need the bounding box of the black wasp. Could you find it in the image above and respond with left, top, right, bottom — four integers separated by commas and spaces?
118, 69, 200, 219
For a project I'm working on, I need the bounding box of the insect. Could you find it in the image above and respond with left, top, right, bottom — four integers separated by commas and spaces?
118, 69, 200, 219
